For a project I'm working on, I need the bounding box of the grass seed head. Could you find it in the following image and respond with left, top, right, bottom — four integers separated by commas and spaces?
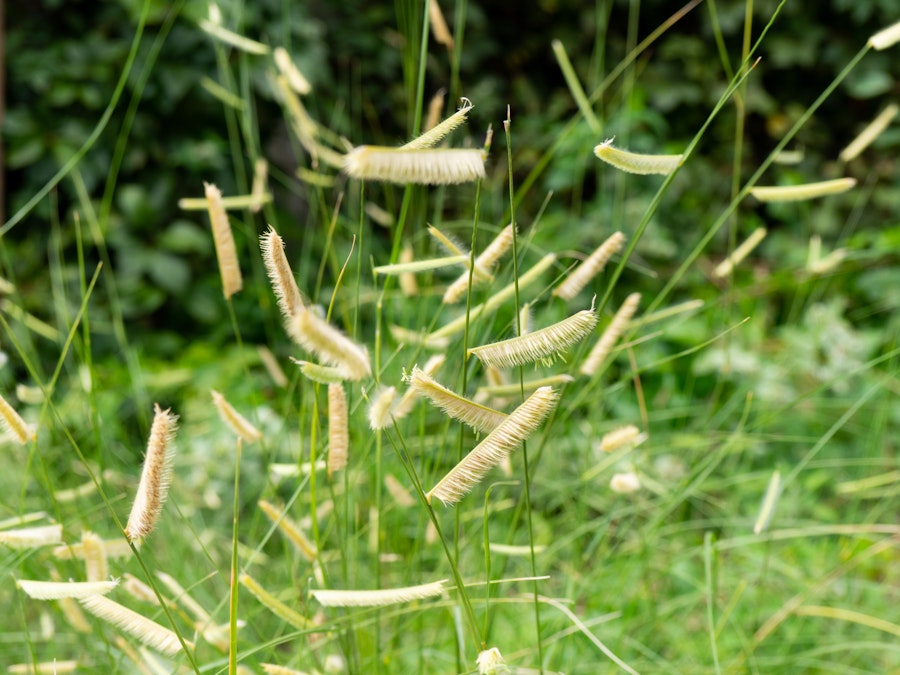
580, 293, 641, 376
310, 579, 447, 607
344, 146, 486, 185
125, 404, 178, 545
610, 471, 641, 493
328, 382, 349, 476
78, 594, 193, 656
291, 305, 371, 381
211, 389, 262, 443
0, 392, 35, 445
468, 305, 598, 369
594, 138, 683, 175
554, 231, 626, 301
749, 178, 856, 202
427, 386, 558, 505
260, 226, 304, 321
204, 182, 243, 299
868, 20, 900, 50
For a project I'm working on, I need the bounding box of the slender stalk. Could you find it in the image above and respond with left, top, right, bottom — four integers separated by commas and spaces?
228, 440, 242, 675
504, 110, 545, 672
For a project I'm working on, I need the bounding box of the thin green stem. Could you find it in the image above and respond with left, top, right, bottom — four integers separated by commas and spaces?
504, 111, 545, 673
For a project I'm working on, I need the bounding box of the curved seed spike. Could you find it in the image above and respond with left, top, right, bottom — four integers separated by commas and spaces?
310, 579, 447, 607
427, 387, 558, 505
580, 293, 641, 376
594, 138, 683, 175
554, 231, 625, 301
749, 178, 856, 202
402, 98, 473, 149
344, 147, 486, 185
406, 367, 506, 434
125, 404, 178, 545
468, 305, 598, 369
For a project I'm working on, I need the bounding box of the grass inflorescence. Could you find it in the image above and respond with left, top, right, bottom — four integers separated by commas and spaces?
2, 3, 899, 674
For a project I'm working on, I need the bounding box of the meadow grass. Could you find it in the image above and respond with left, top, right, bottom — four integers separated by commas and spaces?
2, 1, 899, 674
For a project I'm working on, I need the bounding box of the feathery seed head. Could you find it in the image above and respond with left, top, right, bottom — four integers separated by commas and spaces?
81, 530, 109, 582
713, 227, 767, 278
344, 146, 486, 185
399, 244, 419, 297
468, 305, 598, 369
291, 305, 371, 380
443, 224, 515, 304
580, 293, 641, 376
211, 389, 261, 443
839, 104, 899, 161
258, 500, 317, 561
428, 0, 454, 50
599, 425, 642, 453
310, 579, 447, 607
292, 358, 346, 384
204, 182, 243, 299
749, 178, 856, 202
328, 383, 349, 477
392, 355, 446, 420
610, 471, 641, 493
424, 88, 447, 132
367, 386, 398, 430
594, 138, 683, 175
402, 97, 472, 150
476, 647, 510, 675
0, 393, 34, 445
260, 226, 304, 321
407, 366, 507, 434
16, 579, 119, 600
78, 594, 193, 656
869, 20, 900, 50
273, 47, 311, 94
125, 404, 178, 545
0, 525, 62, 549
427, 386, 558, 505
554, 231, 626, 301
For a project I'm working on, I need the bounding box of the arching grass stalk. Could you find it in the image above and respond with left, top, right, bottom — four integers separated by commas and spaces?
482, 481, 520, 640
228, 440, 242, 675
1, 0, 155, 234
503, 109, 545, 673
449, 161, 486, 670
704, 531, 722, 675
648, 42, 871, 317
510, 0, 704, 216
597, 52, 763, 318
383, 426, 483, 650
70, 170, 151, 430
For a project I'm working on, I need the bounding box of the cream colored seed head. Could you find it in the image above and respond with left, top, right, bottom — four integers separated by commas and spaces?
749, 178, 856, 202
328, 383, 349, 477
610, 471, 641, 493
427, 387, 558, 505
211, 389, 261, 443
125, 404, 178, 545
260, 226, 303, 321
344, 147, 486, 185
368, 386, 397, 431
594, 138, 683, 175
468, 305, 598, 369
554, 231, 626, 301
204, 182, 242, 299
291, 305, 371, 381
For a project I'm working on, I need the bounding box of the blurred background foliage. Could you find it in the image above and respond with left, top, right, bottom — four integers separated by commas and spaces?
3, 0, 898, 382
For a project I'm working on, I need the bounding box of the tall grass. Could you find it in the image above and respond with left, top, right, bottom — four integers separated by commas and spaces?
2, 1, 899, 674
